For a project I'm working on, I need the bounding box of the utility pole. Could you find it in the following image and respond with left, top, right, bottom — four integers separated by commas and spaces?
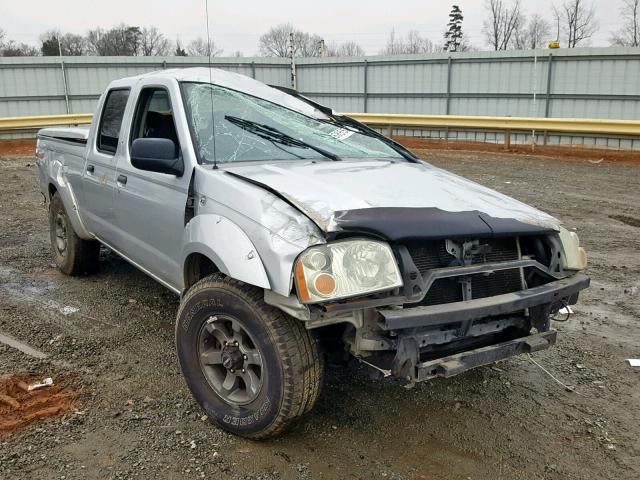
318, 39, 327, 57
288, 31, 297, 90
57, 33, 70, 114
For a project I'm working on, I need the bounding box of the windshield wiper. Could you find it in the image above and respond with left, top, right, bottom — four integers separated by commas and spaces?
322, 115, 419, 163
225, 115, 341, 161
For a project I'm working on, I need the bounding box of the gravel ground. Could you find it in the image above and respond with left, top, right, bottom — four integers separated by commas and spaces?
0, 149, 639, 479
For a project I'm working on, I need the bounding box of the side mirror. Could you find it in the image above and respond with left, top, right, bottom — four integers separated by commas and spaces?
130, 138, 183, 176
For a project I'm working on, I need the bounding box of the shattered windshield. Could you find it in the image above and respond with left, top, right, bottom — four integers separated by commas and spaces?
181, 82, 402, 164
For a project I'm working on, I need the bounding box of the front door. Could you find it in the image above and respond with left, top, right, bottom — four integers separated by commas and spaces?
112, 85, 191, 289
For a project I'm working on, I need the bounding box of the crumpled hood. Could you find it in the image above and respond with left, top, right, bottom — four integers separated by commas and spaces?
224, 159, 560, 237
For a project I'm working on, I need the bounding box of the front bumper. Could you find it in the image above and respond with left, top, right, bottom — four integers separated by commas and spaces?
378, 273, 590, 330
416, 330, 557, 381
378, 273, 588, 382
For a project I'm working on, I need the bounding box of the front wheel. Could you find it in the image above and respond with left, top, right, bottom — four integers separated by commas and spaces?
175, 274, 323, 439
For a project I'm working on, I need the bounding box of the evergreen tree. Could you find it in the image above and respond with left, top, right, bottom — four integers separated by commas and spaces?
175, 39, 187, 56
444, 5, 464, 52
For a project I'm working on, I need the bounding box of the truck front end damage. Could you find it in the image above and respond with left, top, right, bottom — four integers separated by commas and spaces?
225, 159, 590, 383
302, 231, 588, 382
276, 203, 589, 383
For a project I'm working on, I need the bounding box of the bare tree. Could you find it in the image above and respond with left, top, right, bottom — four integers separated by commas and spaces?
382, 29, 437, 54
86, 24, 142, 55
40, 30, 87, 56
259, 24, 290, 56
512, 14, 552, 49
610, 0, 639, 46
328, 41, 365, 57
1, 40, 39, 56
258, 24, 323, 57
554, 0, 598, 47
483, 0, 522, 50
139, 27, 171, 56
0, 28, 38, 56
186, 37, 222, 56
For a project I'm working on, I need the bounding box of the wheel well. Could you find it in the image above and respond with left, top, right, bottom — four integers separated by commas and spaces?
184, 253, 219, 290
48, 183, 57, 199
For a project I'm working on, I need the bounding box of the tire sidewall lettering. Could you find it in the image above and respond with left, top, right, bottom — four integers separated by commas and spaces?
176, 284, 283, 435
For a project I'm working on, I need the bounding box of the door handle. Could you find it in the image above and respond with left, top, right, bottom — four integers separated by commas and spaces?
86, 164, 94, 173
117, 174, 127, 185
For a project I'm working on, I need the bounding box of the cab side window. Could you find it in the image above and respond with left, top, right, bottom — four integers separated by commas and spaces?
130, 88, 180, 156
97, 89, 130, 155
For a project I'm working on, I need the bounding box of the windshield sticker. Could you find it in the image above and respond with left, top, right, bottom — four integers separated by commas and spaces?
328, 128, 355, 141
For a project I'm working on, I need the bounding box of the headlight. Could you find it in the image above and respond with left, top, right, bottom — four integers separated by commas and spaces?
558, 227, 587, 270
294, 239, 403, 304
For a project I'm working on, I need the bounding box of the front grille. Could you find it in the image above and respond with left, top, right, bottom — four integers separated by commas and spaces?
408, 241, 455, 272
471, 269, 522, 299
404, 238, 523, 306
471, 237, 519, 265
421, 278, 463, 306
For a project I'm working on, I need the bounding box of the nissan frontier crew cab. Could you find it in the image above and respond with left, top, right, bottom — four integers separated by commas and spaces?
36, 68, 590, 439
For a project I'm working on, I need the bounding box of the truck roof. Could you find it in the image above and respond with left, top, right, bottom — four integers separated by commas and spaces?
107, 67, 329, 119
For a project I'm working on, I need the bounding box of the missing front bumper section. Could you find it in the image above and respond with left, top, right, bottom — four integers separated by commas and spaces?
415, 330, 557, 382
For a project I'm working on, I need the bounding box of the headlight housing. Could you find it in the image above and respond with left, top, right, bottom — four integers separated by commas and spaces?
558, 226, 588, 270
294, 239, 403, 304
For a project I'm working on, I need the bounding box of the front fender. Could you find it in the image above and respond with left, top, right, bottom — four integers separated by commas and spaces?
182, 214, 271, 291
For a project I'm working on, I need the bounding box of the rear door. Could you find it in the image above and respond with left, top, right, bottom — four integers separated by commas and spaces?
82, 88, 131, 244
112, 82, 192, 288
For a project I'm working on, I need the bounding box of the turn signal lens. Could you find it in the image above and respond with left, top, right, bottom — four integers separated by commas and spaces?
578, 247, 588, 269
313, 273, 336, 297
558, 227, 588, 270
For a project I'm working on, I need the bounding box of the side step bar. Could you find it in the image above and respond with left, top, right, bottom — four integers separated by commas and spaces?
416, 330, 557, 382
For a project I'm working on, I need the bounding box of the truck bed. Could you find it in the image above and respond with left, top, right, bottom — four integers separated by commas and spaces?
38, 126, 90, 143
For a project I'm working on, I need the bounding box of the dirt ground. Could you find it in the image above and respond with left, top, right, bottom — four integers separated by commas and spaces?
0, 374, 77, 435
0, 148, 639, 479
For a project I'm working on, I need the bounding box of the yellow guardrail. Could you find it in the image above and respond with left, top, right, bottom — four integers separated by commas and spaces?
1, 112, 640, 138
346, 113, 640, 137
0, 114, 93, 131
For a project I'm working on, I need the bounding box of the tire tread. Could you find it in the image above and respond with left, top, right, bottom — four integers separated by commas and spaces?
176, 273, 323, 439
49, 192, 99, 276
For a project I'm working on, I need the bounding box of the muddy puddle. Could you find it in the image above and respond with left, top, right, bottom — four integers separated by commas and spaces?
0, 374, 77, 436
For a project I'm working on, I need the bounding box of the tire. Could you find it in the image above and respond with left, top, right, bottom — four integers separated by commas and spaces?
49, 192, 100, 275
176, 273, 323, 439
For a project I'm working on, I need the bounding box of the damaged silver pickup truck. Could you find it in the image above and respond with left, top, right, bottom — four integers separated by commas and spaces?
36, 67, 589, 438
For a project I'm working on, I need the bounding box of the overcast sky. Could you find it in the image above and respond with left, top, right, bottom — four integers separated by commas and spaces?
0, 0, 627, 55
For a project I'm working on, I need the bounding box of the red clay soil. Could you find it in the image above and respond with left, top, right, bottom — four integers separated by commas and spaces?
0, 374, 76, 437
2, 137, 640, 164
0, 139, 36, 157
393, 136, 640, 165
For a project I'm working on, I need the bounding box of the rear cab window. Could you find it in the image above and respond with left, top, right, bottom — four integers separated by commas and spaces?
97, 89, 130, 155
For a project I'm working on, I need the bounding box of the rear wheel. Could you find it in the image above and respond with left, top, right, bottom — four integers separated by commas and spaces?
49, 192, 100, 275
176, 274, 323, 439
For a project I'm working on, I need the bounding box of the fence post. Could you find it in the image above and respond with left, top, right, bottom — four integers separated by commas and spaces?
545, 53, 553, 118
363, 59, 369, 113
504, 129, 511, 150
251, 61, 256, 79
445, 56, 452, 116
60, 60, 70, 114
